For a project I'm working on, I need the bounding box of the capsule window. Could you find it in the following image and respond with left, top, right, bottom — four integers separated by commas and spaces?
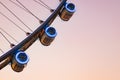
17, 53, 27, 62
15, 52, 29, 65
67, 3, 75, 10
47, 27, 55, 35
66, 3, 76, 13
45, 27, 57, 38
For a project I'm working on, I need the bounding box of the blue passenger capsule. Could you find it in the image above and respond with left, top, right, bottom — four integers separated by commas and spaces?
40, 27, 57, 46
60, 3, 76, 21
11, 51, 29, 72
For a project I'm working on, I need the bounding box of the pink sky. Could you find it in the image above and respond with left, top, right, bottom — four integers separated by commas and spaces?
0, 0, 120, 80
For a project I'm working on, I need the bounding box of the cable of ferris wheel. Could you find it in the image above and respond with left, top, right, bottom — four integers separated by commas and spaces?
33, 0, 54, 12
0, 1, 33, 32
0, 28, 18, 43
16, 0, 44, 23
0, 11, 28, 34
0, 0, 67, 65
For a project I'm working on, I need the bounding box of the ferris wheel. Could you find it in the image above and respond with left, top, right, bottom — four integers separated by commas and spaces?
0, 0, 76, 72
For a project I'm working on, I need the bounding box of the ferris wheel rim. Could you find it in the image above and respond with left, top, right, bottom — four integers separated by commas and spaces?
0, 0, 67, 69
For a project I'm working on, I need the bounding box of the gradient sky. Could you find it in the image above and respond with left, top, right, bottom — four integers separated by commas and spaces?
0, 0, 120, 80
